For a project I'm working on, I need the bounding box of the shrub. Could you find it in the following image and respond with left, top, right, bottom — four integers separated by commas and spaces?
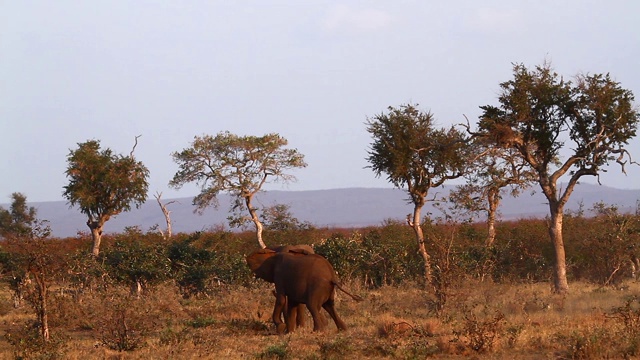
257, 341, 289, 360
5, 321, 68, 360
453, 305, 505, 353
315, 232, 365, 280
102, 239, 171, 295
168, 236, 217, 298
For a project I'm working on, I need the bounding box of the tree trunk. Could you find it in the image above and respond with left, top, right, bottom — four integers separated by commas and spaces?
407, 204, 432, 286
486, 207, 497, 247
549, 206, 569, 294
33, 272, 49, 342
486, 188, 500, 247
154, 192, 174, 240
131, 279, 143, 298
87, 219, 104, 256
245, 195, 266, 249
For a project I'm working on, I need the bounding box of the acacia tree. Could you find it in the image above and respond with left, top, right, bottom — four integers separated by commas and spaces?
169, 131, 307, 249
63, 139, 149, 256
366, 104, 471, 286
449, 135, 536, 246
478, 62, 639, 293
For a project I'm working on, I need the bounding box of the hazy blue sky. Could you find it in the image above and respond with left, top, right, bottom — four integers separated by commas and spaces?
2, 1, 639, 203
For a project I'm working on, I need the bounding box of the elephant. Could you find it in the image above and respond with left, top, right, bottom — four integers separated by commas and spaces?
266, 244, 315, 328
268, 244, 314, 255
246, 248, 362, 333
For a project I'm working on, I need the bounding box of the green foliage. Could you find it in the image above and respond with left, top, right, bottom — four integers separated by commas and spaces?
314, 224, 422, 288
63, 139, 149, 224
169, 131, 307, 213
360, 223, 422, 287
5, 321, 68, 360
257, 341, 289, 360
609, 296, 640, 336
314, 232, 364, 280
63, 139, 149, 256
184, 316, 217, 329
366, 104, 471, 205
0, 194, 62, 342
102, 238, 171, 292
480, 62, 639, 180
318, 336, 352, 359
0, 192, 37, 239
66, 250, 109, 292
168, 235, 217, 298
261, 203, 314, 232
568, 203, 640, 285
210, 251, 254, 286
478, 62, 640, 293
491, 220, 552, 282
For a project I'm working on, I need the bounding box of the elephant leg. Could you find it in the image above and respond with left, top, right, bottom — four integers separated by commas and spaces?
272, 292, 287, 334
306, 302, 328, 332
322, 300, 347, 331
295, 303, 307, 328
286, 300, 299, 333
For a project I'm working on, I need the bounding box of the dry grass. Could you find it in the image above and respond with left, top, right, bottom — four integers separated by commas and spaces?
1, 280, 640, 359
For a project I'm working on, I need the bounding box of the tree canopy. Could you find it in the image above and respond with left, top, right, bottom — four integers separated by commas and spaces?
366, 104, 471, 206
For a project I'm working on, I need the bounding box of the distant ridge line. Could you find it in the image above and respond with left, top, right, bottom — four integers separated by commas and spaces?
3, 185, 639, 238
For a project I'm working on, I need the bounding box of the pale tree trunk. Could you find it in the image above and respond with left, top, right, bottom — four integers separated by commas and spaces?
549, 205, 569, 294
486, 189, 500, 247
407, 204, 432, 286
630, 254, 640, 280
245, 195, 266, 249
131, 280, 144, 298
33, 272, 49, 342
154, 192, 175, 240
87, 219, 105, 256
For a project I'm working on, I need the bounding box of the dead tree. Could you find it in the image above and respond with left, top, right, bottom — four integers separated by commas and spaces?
154, 192, 176, 239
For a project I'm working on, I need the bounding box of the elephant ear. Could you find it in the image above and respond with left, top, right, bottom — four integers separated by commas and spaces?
246, 249, 278, 283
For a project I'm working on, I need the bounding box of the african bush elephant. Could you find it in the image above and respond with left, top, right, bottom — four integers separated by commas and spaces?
267, 244, 315, 328
246, 248, 362, 333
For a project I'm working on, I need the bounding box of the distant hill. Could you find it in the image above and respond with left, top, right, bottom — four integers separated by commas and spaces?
6, 185, 640, 238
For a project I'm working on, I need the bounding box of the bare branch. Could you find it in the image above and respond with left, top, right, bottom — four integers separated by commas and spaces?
130, 135, 142, 157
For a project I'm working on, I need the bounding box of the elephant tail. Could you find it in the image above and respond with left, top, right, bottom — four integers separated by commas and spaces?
332, 281, 363, 302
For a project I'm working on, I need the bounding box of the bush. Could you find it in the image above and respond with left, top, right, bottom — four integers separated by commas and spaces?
102, 239, 171, 294
315, 232, 365, 280
5, 321, 68, 360
168, 235, 217, 298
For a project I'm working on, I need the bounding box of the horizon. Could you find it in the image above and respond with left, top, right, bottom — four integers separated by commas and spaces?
2, 181, 639, 206
4, 184, 640, 238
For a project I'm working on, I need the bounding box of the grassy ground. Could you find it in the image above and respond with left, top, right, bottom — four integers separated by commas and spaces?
1, 279, 639, 359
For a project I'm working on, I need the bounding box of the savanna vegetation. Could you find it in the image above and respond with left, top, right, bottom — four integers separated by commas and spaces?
1, 61, 639, 359
1, 203, 640, 359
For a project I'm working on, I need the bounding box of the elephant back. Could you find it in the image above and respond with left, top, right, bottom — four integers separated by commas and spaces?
268, 244, 314, 255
